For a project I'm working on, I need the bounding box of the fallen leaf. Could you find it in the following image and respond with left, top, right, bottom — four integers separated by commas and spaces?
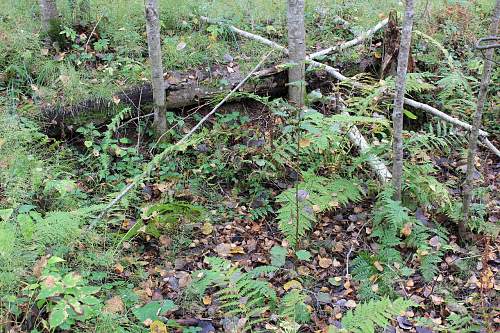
202, 295, 212, 305
319, 256, 333, 269
114, 263, 124, 274
230, 246, 245, 254
373, 261, 384, 272
104, 296, 125, 314
112, 95, 121, 105
201, 222, 214, 235
429, 236, 441, 250
176, 42, 187, 51
214, 243, 231, 257
345, 300, 357, 308
284, 280, 303, 291
299, 138, 311, 148
401, 223, 412, 237
430, 294, 444, 305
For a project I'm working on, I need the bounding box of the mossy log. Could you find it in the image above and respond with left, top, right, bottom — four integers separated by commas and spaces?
40, 65, 288, 132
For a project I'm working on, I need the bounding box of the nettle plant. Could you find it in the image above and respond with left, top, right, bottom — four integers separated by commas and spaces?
24, 256, 102, 330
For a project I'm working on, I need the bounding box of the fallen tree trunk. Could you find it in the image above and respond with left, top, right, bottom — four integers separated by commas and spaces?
40, 66, 288, 129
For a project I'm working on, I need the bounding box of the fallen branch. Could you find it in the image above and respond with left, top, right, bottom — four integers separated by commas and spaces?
309, 18, 389, 59
88, 50, 274, 229
203, 17, 392, 182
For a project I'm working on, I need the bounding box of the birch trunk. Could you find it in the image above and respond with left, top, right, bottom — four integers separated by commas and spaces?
391, 0, 415, 201
38, 0, 59, 33
144, 0, 167, 136
287, 0, 306, 106
461, 0, 500, 237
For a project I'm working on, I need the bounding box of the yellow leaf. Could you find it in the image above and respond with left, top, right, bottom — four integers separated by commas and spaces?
229, 246, 245, 254
373, 261, 384, 272
201, 222, 214, 235
299, 138, 311, 148
312, 204, 321, 213
283, 280, 303, 291
202, 295, 212, 305
401, 223, 412, 237
0, 138, 5, 149
150, 320, 168, 333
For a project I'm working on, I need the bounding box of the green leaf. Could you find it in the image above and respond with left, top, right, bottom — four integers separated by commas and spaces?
133, 300, 176, 323
255, 159, 266, 167
296, 250, 312, 261
49, 302, 68, 328
80, 295, 100, 305
403, 110, 418, 120
0, 208, 13, 222
62, 273, 82, 288
270, 245, 287, 267
47, 256, 65, 266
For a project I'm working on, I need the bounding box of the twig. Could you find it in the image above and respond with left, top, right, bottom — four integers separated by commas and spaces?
88, 50, 274, 230
84, 16, 102, 52
309, 18, 389, 59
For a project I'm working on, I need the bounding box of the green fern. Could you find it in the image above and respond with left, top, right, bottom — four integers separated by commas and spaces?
190, 257, 278, 331
333, 298, 415, 333
279, 289, 310, 324
276, 173, 362, 247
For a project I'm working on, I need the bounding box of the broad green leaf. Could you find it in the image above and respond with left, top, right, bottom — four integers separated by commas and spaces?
133, 300, 176, 323
47, 256, 65, 266
62, 273, 82, 288
49, 302, 68, 328
403, 110, 418, 120
270, 245, 287, 268
296, 250, 312, 261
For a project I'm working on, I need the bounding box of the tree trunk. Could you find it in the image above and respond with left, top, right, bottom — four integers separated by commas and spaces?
287, 0, 306, 107
38, 0, 59, 42
391, 0, 415, 201
461, 0, 500, 238
144, 0, 167, 136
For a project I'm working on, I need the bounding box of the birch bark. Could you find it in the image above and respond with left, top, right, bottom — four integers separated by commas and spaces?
287, 0, 306, 106
38, 0, 59, 33
144, 0, 167, 136
391, 0, 415, 201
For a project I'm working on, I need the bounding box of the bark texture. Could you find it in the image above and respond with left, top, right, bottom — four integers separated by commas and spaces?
287, 0, 306, 106
391, 0, 415, 201
38, 0, 59, 32
461, 0, 500, 237
144, 0, 167, 135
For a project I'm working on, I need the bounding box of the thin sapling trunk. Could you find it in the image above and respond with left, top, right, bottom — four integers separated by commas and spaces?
391, 0, 415, 201
144, 0, 167, 136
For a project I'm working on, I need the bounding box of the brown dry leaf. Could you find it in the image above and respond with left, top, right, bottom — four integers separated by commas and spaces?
430, 294, 444, 305
58, 75, 70, 85
215, 243, 231, 257
202, 295, 212, 305
312, 205, 321, 213
429, 236, 441, 250
345, 300, 357, 308
299, 138, 311, 148
114, 263, 124, 274
103, 296, 125, 314
297, 265, 310, 275
41, 48, 49, 56
283, 280, 303, 291
201, 222, 214, 235
401, 223, 412, 237
373, 261, 384, 272
329, 200, 340, 208
318, 257, 333, 269
33, 256, 49, 278
332, 259, 341, 267
112, 95, 121, 105
177, 271, 192, 288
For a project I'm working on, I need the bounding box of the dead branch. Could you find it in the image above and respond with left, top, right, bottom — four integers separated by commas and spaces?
309, 18, 389, 59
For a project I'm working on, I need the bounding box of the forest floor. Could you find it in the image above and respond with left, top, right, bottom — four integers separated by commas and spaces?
0, 0, 499, 332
